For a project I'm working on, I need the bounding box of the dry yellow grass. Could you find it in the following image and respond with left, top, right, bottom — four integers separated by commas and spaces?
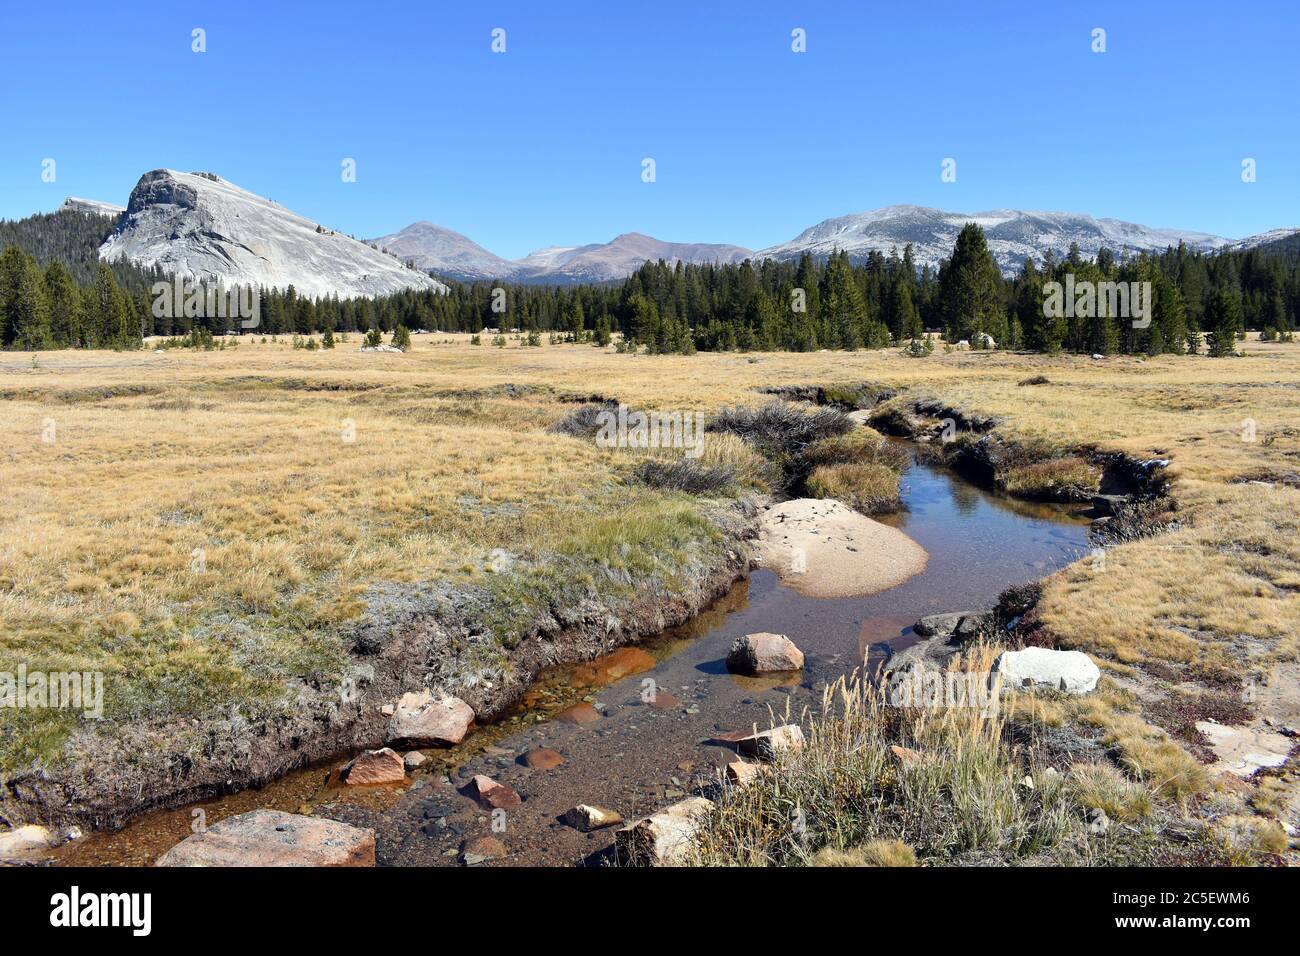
3, 333, 1300, 783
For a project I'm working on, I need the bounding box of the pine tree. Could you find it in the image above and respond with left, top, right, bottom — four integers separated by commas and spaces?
938, 223, 1001, 342
1203, 289, 1242, 357
390, 324, 411, 351
45, 260, 82, 347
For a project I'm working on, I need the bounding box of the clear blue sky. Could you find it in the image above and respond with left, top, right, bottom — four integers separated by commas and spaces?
2, 1, 1296, 257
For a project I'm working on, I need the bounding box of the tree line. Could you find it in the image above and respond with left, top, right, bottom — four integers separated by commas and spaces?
2, 209, 1296, 355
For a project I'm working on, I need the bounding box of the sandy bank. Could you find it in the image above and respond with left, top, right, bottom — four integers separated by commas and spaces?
756, 498, 928, 598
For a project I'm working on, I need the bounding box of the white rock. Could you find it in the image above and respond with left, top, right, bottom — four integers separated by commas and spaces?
736, 724, 805, 760
615, 796, 713, 866
994, 647, 1099, 694
0, 824, 53, 862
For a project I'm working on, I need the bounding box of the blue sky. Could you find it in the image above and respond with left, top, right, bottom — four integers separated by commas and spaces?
2, 1, 1296, 257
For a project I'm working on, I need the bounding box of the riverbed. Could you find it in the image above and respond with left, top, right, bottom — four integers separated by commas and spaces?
51, 455, 1090, 867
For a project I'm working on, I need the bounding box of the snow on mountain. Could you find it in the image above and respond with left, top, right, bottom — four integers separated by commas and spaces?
367, 227, 753, 283
1226, 227, 1300, 251
756, 205, 1235, 275
59, 197, 126, 217
100, 170, 447, 299
529, 233, 753, 283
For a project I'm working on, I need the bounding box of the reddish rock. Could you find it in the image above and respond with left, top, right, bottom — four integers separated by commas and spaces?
573, 647, 656, 687
555, 702, 602, 725
460, 836, 506, 865
156, 811, 375, 867
648, 691, 681, 710
466, 774, 522, 810
343, 747, 406, 786
520, 747, 565, 770
403, 751, 427, 770
725, 760, 772, 786
387, 689, 475, 747
890, 745, 926, 767
726, 632, 805, 675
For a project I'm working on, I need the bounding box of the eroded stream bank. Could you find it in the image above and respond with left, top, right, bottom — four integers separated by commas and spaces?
49, 455, 1089, 867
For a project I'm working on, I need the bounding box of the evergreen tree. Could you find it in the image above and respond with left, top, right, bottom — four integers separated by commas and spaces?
45, 260, 82, 347
937, 223, 1001, 342
1203, 289, 1242, 357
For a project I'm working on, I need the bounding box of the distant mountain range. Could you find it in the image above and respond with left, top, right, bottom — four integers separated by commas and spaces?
378, 205, 1297, 282
368, 223, 752, 283
41, 171, 1299, 295
755, 205, 1240, 275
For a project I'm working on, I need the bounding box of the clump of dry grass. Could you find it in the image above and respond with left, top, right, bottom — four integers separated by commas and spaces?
1215, 814, 1289, 862
1067, 762, 1155, 822
810, 839, 918, 867
805, 462, 902, 515
688, 675, 1080, 866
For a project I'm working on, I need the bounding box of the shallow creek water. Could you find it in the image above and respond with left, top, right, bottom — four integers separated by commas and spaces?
52, 456, 1090, 867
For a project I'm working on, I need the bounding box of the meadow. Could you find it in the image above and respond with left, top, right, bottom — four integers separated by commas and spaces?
2, 333, 1297, 858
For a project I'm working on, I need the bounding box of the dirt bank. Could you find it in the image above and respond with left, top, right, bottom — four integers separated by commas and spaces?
1, 499, 762, 832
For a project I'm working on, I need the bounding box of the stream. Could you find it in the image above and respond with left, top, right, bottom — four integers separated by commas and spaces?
51, 455, 1091, 867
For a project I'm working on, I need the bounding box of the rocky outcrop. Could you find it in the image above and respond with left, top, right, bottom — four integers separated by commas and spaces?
155, 810, 375, 867
726, 632, 805, 674
994, 647, 1100, 695
100, 169, 448, 300
615, 796, 713, 866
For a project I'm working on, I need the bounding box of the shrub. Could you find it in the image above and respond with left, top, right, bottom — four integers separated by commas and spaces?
1000, 457, 1101, 501
391, 325, 412, 351
547, 401, 618, 437
632, 459, 735, 496
708, 402, 853, 459
1018, 375, 1050, 386
806, 461, 902, 514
